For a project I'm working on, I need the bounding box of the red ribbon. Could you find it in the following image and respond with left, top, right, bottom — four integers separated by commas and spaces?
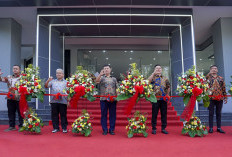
54, 92, 62, 100
6, 92, 15, 99
70, 86, 86, 108
163, 95, 171, 102
124, 85, 144, 116
181, 87, 203, 121
213, 95, 223, 101
18, 86, 29, 118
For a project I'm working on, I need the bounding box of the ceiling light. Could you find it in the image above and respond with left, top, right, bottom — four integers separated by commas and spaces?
199, 58, 202, 61
106, 58, 109, 60
124, 51, 127, 53
103, 50, 106, 53
153, 58, 156, 61
89, 51, 91, 53
129, 58, 132, 60
157, 51, 162, 54
130, 50, 133, 53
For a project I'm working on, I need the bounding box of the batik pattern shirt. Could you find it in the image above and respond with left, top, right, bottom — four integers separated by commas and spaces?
206, 74, 227, 101
151, 75, 170, 101
48, 79, 68, 104
0, 74, 20, 100
99, 75, 117, 101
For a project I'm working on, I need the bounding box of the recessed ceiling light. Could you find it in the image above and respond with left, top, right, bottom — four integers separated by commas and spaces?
200, 58, 202, 61
153, 58, 156, 61
129, 58, 132, 60
108, 63, 111, 65
157, 51, 162, 54
103, 50, 106, 53
150, 64, 152, 66
130, 50, 133, 53
124, 51, 127, 53
106, 58, 109, 60
89, 51, 91, 53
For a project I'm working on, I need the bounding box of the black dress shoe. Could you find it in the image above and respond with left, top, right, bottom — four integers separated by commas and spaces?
208, 128, 213, 133
152, 129, 156, 134
217, 128, 225, 133
161, 129, 169, 134
109, 130, 115, 135
102, 131, 108, 135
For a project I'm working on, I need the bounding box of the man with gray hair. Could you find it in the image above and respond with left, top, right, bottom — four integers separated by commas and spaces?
45, 68, 68, 133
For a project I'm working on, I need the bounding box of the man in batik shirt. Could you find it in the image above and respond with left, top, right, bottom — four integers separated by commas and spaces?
206, 65, 227, 133
96, 65, 117, 135
0, 65, 23, 132
45, 69, 68, 133
148, 64, 170, 135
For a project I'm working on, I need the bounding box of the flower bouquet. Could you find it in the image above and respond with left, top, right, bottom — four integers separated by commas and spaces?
15, 64, 45, 117
177, 66, 210, 121
19, 108, 44, 133
182, 116, 208, 137
229, 76, 232, 95
72, 109, 92, 137
66, 66, 96, 108
116, 63, 157, 115
15, 64, 45, 102
126, 111, 148, 138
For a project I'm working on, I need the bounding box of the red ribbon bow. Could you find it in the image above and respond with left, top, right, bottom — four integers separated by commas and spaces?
7, 92, 15, 99
70, 86, 86, 108
18, 86, 29, 118
181, 87, 202, 122
107, 94, 115, 102
124, 85, 144, 116
54, 93, 62, 100
213, 95, 223, 101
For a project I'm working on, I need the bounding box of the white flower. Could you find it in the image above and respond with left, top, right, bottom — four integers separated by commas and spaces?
28, 118, 32, 123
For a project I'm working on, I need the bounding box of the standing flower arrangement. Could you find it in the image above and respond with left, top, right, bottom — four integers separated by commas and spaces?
117, 63, 157, 115
66, 66, 96, 108
72, 109, 92, 137
15, 64, 45, 117
182, 116, 208, 137
229, 76, 232, 95
19, 108, 44, 133
126, 111, 148, 138
177, 66, 210, 121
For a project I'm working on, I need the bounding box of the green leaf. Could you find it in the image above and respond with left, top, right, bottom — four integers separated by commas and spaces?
116, 94, 132, 101
145, 94, 157, 103
143, 132, 148, 138
128, 133, 133, 138
188, 130, 196, 137
85, 129, 91, 136
35, 127, 41, 133
19, 127, 25, 132
183, 95, 191, 106
86, 95, 96, 102
203, 95, 210, 108
26, 94, 32, 102
197, 130, 202, 137
196, 96, 202, 102
182, 128, 188, 134
36, 93, 44, 103
203, 129, 208, 135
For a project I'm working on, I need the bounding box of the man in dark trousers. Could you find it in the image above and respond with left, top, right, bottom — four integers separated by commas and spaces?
45, 69, 68, 133
206, 65, 227, 133
96, 65, 117, 135
0, 65, 23, 132
148, 64, 170, 135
